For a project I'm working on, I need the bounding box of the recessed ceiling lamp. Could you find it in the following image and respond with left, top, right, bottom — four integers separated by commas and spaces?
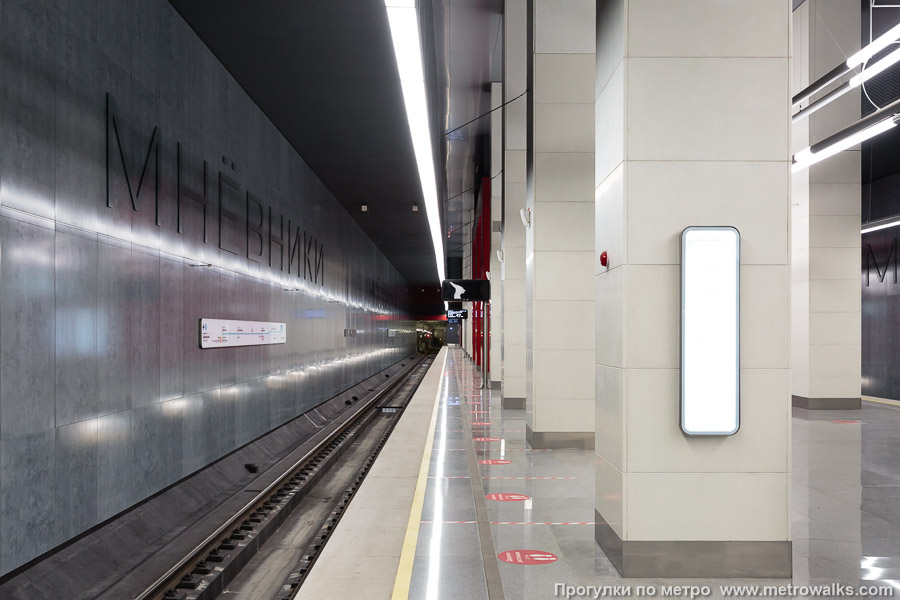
361, 203, 368, 212
384, 0, 446, 283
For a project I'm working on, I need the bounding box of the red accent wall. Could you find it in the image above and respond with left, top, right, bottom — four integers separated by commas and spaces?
472, 177, 491, 370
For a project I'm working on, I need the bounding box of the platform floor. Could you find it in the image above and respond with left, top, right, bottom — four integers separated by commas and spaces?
306, 347, 900, 599
404, 347, 598, 600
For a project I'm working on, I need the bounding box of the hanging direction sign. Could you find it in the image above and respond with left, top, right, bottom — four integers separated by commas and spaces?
441, 279, 490, 302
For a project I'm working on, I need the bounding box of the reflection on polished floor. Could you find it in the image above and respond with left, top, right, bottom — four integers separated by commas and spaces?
406, 348, 900, 599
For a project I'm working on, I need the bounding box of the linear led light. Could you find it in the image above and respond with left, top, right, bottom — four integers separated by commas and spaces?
793, 23, 900, 109
862, 217, 900, 235
847, 22, 900, 68
792, 62, 855, 108
792, 81, 848, 123
384, 0, 446, 284
792, 116, 898, 173
849, 46, 900, 87
794, 47, 900, 123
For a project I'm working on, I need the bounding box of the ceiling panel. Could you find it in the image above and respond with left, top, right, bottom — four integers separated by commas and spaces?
170, 0, 439, 286
170, 0, 502, 295
428, 0, 503, 260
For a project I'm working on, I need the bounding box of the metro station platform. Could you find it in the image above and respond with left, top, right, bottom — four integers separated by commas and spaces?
299, 347, 900, 599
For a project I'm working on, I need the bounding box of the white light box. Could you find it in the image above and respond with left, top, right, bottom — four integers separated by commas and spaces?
200, 319, 287, 349
680, 227, 740, 436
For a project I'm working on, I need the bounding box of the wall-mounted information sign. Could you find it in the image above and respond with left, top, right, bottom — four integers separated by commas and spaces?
200, 319, 287, 349
447, 309, 468, 319
681, 227, 740, 436
447, 318, 460, 324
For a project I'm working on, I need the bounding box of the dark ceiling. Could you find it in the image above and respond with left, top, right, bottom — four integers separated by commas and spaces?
170, 0, 502, 312
170, 0, 437, 286
427, 0, 503, 268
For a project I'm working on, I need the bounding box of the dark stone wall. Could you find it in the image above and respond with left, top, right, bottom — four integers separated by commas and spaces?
0, 0, 414, 574
861, 4, 900, 402
861, 229, 900, 399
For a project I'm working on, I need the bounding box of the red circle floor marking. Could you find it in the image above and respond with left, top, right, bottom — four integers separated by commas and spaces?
479, 459, 512, 465
473, 437, 500, 442
471, 422, 493, 426
498, 550, 558, 565
831, 420, 860, 424
486, 493, 530, 502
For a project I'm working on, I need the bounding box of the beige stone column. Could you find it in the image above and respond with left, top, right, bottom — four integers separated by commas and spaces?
525, 0, 596, 448
462, 202, 474, 356
490, 81, 503, 389
594, 0, 792, 577
791, 0, 861, 410
501, 0, 527, 408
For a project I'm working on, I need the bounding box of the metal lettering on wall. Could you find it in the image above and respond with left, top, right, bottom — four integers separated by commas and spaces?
865, 239, 897, 286
106, 93, 326, 285
862, 233, 900, 400
200, 318, 287, 348
0, 4, 417, 579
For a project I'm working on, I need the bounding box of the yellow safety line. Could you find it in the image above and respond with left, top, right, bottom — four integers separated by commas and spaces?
391, 350, 448, 600
863, 396, 900, 409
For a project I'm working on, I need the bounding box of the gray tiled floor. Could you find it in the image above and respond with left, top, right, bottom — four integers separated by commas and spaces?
407, 349, 900, 598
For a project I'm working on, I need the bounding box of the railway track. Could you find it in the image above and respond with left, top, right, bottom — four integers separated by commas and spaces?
136, 354, 435, 600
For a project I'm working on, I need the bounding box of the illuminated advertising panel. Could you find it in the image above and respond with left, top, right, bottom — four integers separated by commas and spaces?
680, 227, 740, 436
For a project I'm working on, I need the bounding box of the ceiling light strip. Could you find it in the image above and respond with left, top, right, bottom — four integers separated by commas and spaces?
384, 0, 446, 284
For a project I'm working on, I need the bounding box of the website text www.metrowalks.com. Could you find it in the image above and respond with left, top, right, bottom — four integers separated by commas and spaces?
554, 583, 896, 598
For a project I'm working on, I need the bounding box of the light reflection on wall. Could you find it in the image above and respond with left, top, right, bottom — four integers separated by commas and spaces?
1, 186, 55, 222
0, 0, 417, 576
64, 419, 98, 444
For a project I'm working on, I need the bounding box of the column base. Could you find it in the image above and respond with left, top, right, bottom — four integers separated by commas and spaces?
490, 380, 501, 390
526, 425, 593, 449
502, 396, 525, 409
595, 510, 792, 578
792, 395, 860, 410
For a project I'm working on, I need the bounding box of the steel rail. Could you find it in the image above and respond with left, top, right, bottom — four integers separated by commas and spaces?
135, 355, 427, 600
